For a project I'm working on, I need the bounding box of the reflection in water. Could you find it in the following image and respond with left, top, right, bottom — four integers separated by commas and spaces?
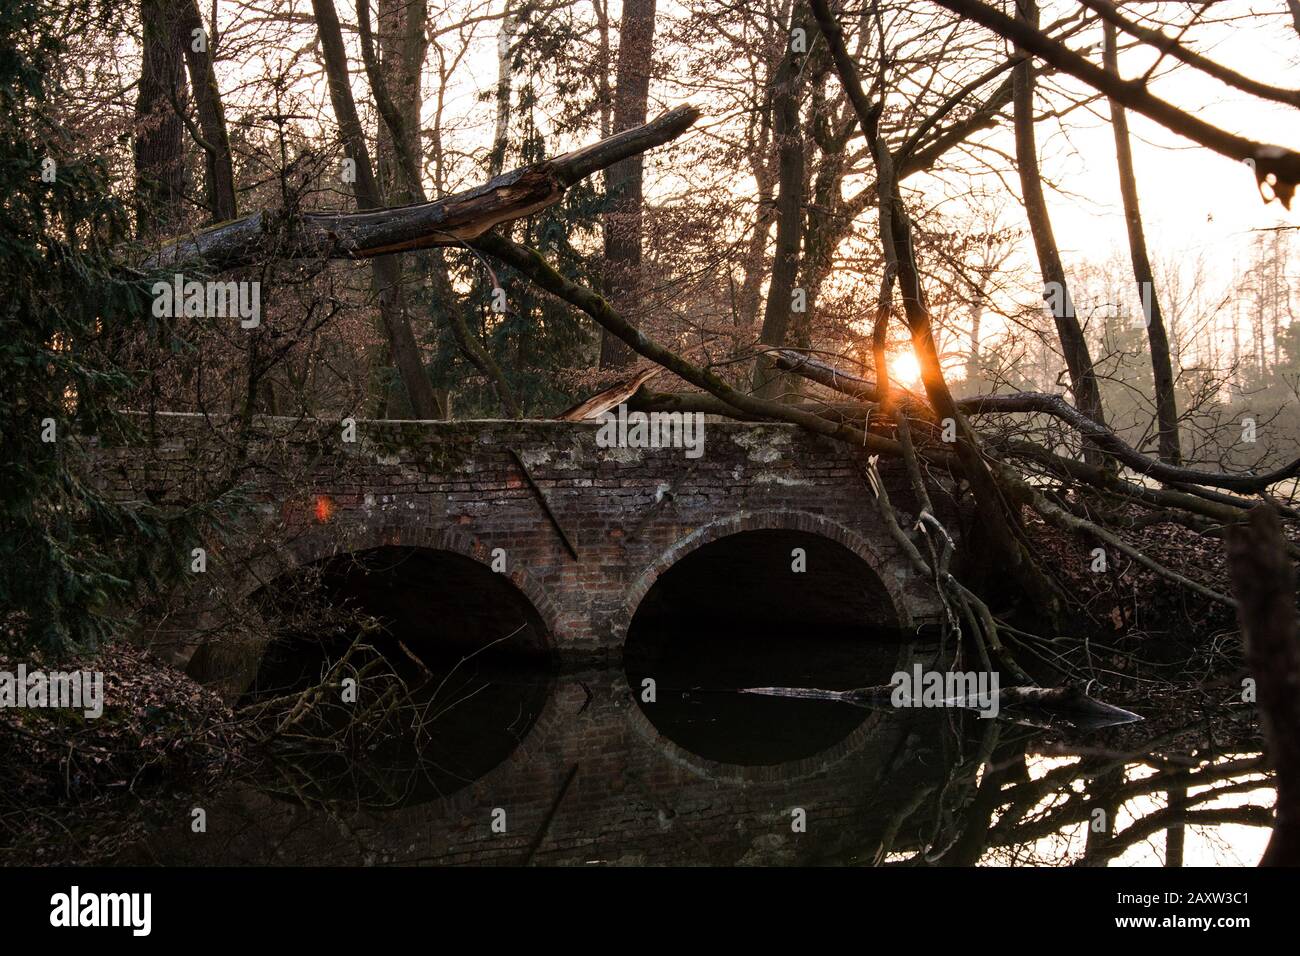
123, 661, 1274, 866
624, 528, 913, 765
982, 751, 1273, 867
240, 547, 551, 807
879, 718, 1272, 866
247, 660, 549, 808
128, 538, 1274, 866
624, 627, 902, 765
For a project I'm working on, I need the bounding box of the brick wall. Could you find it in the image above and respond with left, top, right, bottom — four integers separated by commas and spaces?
92, 413, 949, 673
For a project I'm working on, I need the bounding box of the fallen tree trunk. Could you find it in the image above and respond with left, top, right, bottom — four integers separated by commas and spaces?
774, 348, 1300, 494
141, 105, 700, 271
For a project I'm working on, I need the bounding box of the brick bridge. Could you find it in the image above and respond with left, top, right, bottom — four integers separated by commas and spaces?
97, 412, 949, 685
93, 413, 964, 863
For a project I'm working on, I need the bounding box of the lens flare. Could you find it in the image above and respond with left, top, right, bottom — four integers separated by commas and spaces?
314, 494, 335, 523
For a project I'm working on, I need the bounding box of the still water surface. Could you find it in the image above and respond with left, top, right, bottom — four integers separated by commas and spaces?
124, 619, 1273, 867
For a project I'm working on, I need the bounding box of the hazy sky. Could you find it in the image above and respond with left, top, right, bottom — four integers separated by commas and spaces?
204, 0, 1298, 364
214, 1, 1299, 251
1035, 2, 1299, 264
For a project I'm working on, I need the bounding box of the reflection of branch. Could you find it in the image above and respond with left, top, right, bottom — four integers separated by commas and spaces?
1089, 807, 1274, 866
417, 627, 523, 741
521, 763, 579, 866
988, 755, 1269, 849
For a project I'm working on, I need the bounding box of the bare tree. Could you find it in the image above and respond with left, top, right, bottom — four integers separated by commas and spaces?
1011, 0, 1107, 453
599, 0, 659, 369
1103, 21, 1180, 465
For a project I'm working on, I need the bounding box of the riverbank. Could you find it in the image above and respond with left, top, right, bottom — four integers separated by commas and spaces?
0, 643, 246, 865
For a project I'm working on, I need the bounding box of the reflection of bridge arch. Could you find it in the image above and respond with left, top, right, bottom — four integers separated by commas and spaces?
613, 672, 895, 786
195, 533, 568, 809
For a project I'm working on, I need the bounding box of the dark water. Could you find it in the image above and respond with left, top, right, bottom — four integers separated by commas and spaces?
121, 636, 1273, 867
122, 542, 1273, 866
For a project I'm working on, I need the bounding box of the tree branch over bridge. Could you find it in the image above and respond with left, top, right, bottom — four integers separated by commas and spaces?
141, 105, 700, 271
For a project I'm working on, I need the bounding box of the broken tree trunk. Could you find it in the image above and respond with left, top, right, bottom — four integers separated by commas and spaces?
142, 105, 700, 271
557, 366, 660, 421
1225, 505, 1300, 867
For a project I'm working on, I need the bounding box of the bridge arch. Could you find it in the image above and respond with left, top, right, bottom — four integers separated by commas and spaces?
247, 521, 564, 647
186, 520, 563, 698
624, 509, 916, 631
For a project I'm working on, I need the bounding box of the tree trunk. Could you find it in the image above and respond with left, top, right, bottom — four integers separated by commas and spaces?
177, 0, 236, 222
751, 5, 808, 399
891, 208, 1060, 612
374, 0, 427, 204
135, 0, 189, 238
374, 0, 433, 415
1104, 22, 1180, 465
593, 0, 612, 138
312, 0, 442, 421
1012, 0, 1107, 455
1165, 784, 1187, 866
966, 299, 984, 392
490, 3, 517, 178
599, 0, 658, 370
1225, 505, 1300, 867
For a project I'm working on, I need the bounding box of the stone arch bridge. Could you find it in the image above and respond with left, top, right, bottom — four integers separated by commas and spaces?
96, 413, 950, 682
